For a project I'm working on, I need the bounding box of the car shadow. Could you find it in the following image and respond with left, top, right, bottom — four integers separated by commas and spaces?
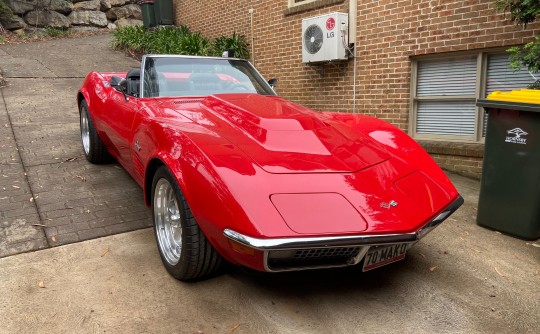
223, 253, 422, 297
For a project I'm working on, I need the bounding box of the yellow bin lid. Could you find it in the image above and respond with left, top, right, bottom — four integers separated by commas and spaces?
478, 89, 540, 112
487, 89, 540, 104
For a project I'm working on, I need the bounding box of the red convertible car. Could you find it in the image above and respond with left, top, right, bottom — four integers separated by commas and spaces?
78, 55, 463, 281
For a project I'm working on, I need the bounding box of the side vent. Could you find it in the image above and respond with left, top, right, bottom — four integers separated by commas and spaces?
173, 99, 203, 104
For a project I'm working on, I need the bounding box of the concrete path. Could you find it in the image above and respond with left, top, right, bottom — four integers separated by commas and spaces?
0, 35, 148, 257
0, 173, 539, 334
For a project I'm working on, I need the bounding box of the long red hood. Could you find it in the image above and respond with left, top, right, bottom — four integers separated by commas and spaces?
173, 94, 391, 174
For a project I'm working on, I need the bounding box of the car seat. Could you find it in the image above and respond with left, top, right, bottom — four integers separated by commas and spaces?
126, 68, 140, 97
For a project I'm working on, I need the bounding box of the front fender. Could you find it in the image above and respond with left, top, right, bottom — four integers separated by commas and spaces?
140, 120, 259, 265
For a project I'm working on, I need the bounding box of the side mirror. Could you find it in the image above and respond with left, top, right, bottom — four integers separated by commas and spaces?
222, 49, 235, 58
268, 78, 278, 88
110, 76, 127, 92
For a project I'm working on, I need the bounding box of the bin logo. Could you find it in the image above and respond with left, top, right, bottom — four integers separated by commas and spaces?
505, 128, 528, 145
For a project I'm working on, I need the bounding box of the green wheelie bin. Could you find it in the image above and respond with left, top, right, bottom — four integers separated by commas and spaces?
154, 0, 174, 25
141, 0, 156, 28
477, 89, 540, 240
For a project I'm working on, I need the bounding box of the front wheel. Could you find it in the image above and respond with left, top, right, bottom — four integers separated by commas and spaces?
152, 166, 223, 281
79, 100, 110, 163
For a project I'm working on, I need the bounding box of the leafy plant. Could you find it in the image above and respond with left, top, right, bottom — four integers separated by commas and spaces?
146, 26, 200, 54
112, 25, 150, 53
211, 32, 249, 59
178, 31, 210, 56
495, 0, 540, 26
44, 27, 69, 38
0, 1, 13, 16
495, 0, 540, 79
527, 79, 540, 89
507, 35, 540, 72
112, 25, 248, 59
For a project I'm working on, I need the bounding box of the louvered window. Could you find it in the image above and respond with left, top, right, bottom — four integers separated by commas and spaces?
411, 53, 536, 142
483, 54, 537, 136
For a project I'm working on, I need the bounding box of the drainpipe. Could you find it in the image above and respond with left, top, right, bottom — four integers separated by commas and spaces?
349, 0, 358, 113
349, 0, 357, 44
249, 8, 255, 65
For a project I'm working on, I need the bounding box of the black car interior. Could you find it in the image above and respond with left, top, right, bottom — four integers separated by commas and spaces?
126, 68, 140, 97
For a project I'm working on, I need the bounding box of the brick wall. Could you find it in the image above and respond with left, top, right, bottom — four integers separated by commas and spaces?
431, 154, 483, 180
175, 0, 540, 178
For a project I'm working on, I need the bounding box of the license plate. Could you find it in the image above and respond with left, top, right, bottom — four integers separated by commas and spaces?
362, 243, 407, 272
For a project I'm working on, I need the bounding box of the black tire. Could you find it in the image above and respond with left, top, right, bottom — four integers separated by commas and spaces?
79, 100, 111, 164
151, 166, 223, 281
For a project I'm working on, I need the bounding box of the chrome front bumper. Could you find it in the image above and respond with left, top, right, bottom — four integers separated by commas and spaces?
224, 195, 464, 272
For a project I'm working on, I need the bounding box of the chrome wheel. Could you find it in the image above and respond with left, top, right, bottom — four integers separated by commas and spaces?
80, 109, 90, 155
154, 178, 182, 265
151, 166, 224, 281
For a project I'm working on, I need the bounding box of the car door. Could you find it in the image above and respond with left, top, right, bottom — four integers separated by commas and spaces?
100, 90, 140, 173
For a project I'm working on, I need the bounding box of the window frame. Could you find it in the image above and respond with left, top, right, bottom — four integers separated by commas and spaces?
409, 49, 516, 143
288, 0, 318, 8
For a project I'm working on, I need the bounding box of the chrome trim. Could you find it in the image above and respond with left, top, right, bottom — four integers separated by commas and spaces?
139, 54, 276, 98
143, 54, 246, 61
224, 229, 417, 251
140, 55, 147, 98
224, 195, 463, 272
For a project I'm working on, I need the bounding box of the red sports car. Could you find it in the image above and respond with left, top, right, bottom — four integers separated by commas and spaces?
78, 55, 463, 281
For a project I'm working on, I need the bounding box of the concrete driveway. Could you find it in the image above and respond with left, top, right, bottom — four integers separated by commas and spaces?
0, 35, 539, 333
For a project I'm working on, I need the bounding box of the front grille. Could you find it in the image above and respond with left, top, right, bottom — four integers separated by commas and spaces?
267, 247, 361, 270
293, 247, 359, 259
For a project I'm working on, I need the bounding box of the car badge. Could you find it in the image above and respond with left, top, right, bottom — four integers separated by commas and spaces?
135, 140, 141, 152
380, 200, 398, 209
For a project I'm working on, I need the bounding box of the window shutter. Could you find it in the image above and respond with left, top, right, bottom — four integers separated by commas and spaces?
416, 57, 477, 136
486, 54, 536, 94
483, 54, 537, 136
417, 57, 477, 96
417, 100, 476, 135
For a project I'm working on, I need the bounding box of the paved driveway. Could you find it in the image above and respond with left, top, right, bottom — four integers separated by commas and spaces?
0, 174, 539, 333
0, 35, 147, 257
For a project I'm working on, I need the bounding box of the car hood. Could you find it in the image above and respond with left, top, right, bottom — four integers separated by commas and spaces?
173, 94, 391, 174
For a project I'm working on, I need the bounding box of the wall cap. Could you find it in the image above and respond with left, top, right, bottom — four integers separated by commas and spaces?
284, 0, 345, 16
417, 140, 484, 158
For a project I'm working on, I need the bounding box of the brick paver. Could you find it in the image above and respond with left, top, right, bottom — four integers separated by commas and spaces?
0, 35, 147, 258
0, 91, 48, 256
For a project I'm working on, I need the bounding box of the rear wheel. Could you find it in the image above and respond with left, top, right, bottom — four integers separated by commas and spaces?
79, 100, 110, 163
152, 166, 223, 281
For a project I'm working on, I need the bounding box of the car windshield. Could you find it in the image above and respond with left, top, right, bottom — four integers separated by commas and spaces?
141, 56, 276, 98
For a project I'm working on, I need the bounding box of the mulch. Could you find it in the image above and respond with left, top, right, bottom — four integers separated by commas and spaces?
0, 28, 110, 46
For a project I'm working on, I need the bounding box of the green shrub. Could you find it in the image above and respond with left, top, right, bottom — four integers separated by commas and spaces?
527, 79, 540, 90
177, 31, 210, 56
0, 0, 14, 27
0, 0, 13, 16
112, 25, 150, 53
211, 32, 249, 59
112, 25, 248, 59
45, 27, 70, 38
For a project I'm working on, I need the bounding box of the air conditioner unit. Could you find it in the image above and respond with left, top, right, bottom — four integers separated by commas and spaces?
302, 12, 349, 64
